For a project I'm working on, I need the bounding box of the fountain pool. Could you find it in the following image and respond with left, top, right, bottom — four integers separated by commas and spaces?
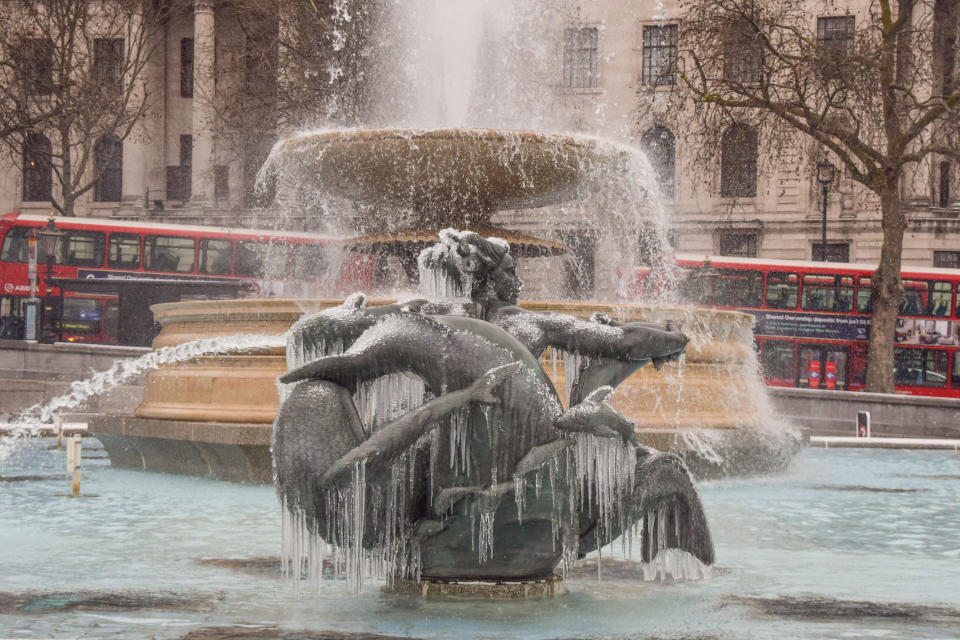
3, 439, 959, 639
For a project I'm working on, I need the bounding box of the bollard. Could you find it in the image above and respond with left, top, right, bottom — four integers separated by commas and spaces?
856, 411, 870, 438
66, 435, 81, 498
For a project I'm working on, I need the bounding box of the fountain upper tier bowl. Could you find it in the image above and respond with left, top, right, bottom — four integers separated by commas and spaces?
273, 128, 614, 227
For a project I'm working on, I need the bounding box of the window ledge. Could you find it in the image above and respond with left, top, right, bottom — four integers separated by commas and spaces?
636, 82, 677, 92
561, 87, 604, 95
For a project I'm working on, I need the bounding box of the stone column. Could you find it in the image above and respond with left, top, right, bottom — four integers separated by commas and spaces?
121, 7, 152, 211
190, 0, 216, 207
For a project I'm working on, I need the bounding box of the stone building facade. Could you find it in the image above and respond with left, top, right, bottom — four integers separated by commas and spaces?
548, 0, 960, 270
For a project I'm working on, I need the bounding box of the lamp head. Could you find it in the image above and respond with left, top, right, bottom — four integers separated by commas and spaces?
36, 211, 63, 261
817, 162, 836, 185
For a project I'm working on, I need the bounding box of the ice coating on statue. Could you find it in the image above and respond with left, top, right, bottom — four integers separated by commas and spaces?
272, 231, 713, 594
417, 228, 513, 300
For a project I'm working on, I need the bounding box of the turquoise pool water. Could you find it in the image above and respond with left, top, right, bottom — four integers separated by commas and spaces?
2, 438, 959, 639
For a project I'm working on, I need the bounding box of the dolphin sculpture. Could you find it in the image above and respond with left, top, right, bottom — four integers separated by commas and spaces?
273, 310, 714, 580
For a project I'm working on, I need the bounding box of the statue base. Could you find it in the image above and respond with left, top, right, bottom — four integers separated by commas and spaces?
385, 574, 565, 599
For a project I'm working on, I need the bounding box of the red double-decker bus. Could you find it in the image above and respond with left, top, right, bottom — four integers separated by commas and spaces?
0, 212, 373, 344
652, 254, 960, 398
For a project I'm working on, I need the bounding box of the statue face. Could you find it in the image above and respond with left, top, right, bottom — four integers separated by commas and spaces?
489, 254, 522, 304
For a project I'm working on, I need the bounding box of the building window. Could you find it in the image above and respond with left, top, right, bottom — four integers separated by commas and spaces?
720, 124, 758, 198
934, 251, 960, 269
934, 0, 958, 95
717, 232, 758, 257
22, 132, 52, 202
640, 126, 675, 199
17, 38, 54, 96
215, 165, 229, 200
93, 38, 124, 97
723, 23, 762, 84
642, 25, 678, 86
817, 16, 855, 78
563, 28, 598, 89
939, 161, 951, 208
180, 38, 194, 97
812, 243, 850, 262
166, 135, 193, 202
94, 136, 123, 202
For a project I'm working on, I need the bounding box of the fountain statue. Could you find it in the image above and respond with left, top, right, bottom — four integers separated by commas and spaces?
272, 228, 714, 588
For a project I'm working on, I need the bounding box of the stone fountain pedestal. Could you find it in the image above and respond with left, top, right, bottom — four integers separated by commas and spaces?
387, 574, 566, 599
88, 297, 795, 483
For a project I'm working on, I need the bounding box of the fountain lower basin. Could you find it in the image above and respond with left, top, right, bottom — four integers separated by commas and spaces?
84, 297, 792, 482
136, 298, 758, 429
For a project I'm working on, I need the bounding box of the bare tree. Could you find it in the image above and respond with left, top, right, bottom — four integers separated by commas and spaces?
0, 0, 158, 216
676, 0, 960, 392
208, 0, 377, 209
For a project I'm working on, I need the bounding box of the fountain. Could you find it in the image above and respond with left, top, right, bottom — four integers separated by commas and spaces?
90, 121, 785, 593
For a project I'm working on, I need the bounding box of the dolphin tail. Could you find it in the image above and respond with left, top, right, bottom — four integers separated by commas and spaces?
634, 449, 715, 565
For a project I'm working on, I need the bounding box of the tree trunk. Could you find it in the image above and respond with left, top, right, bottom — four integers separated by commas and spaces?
59, 121, 75, 217
864, 175, 906, 392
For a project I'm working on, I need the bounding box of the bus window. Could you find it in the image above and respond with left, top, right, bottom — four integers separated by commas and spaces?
953, 352, 960, 388
144, 235, 196, 273
63, 230, 105, 267
856, 277, 872, 313
291, 244, 329, 280
765, 272, 799, 309
894, 347, 948, 387
801, 275, 854, 312
236, 241, 287, 278
798, 344, 849, 390
760, 340, 795, 384
900, 280, 927, 316
199, 238, 232, 275
103, 299, 119, 340
61, 298, 102, 335
0, 226, 32, 263
108, 233, 141, 269
693, 269, 763, 307
850, 343, 867, 387
236, 241, 265, 277
930, 281, 952, 317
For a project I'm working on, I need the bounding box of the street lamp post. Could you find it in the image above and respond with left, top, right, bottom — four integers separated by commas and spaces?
816, 162, 836, 261
35, 212, 64, 344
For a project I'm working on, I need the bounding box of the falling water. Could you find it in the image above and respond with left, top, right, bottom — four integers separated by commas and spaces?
0, 334, 284, 465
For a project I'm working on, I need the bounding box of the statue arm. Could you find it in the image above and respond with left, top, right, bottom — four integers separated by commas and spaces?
320, 362, 521, 486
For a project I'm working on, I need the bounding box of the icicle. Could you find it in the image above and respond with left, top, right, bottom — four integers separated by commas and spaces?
513, 474, 526, 523
478, 508, 496, 564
